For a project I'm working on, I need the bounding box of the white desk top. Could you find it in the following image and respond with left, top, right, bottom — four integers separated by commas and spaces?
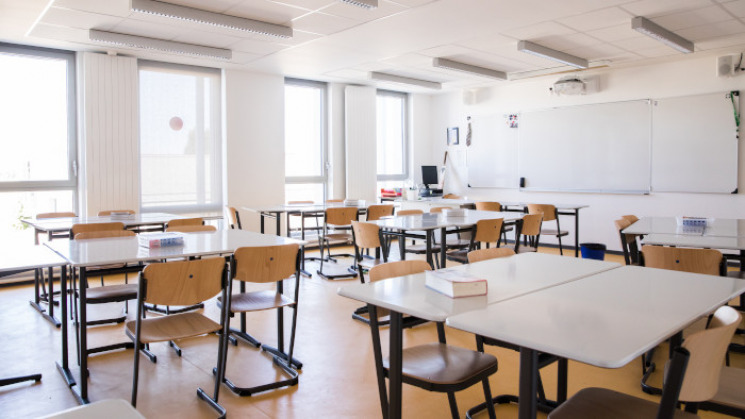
624, 216, 745, 237
337, 253, 620, 322
244, 202, 369, 214
40, 399, 145, 419
22, 212, 184, 232
397, 199, 588, 211
446, 265, 745, 369
46, 229, 305, 267
0, 244, 68, 272
642, 233, 745, 251
372, 210, 523, 232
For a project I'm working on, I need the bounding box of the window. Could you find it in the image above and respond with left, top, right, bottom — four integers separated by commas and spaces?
139, 62, 222, 213
377, 91, 408, 183
284, 79, 327, 203
0, 44, 77, 246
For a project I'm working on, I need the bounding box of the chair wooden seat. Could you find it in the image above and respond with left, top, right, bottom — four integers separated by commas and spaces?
549, 388, 698, 419
540, 228, 568, 237
126, 312, 221, 344
323, 232, 353, 242
383, 343, 498, 390
86, 283, 138, 302
228, 290, 295, 312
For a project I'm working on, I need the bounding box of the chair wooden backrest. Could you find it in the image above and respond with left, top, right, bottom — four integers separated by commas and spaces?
232, 244, 300, 284
678, 305, 741, 402
288, 200, 314, 205
368, 260, 432, 317
615, 218, 640, 265
225, 206, 241, 229
475, 202, 501, 212
527, 204, 558, 222
37, 212, 76, 219
396, 209, 423, 216
473, 218, 504, 244
167, 218, 204, 228
520, 214, 543, 236
325, 207, 358, 227
98, 209, 135, 216
366, 204, 394, 221
71, 222, 125, 238
429, 206, 450, 213
352, 221, 383, 250
442, 194, 461, 199
468, 247, 515, 263
75, 230, 136, 240
167, 225, 217, 233
140, 258, 226, 306
641, 245, 725, 276
326, 199, 344, 203
622, 214, 640, 223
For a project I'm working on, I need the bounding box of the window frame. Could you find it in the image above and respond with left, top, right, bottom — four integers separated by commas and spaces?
137, 60, 223, 213
0, 43, 78, 195
283, 78, 328, 195
376, 89, 409, 182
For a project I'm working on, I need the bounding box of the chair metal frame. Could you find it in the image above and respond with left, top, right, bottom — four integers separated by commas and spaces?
316, 207, 359, 280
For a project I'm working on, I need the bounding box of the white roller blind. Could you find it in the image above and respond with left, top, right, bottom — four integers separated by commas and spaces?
344, 86, 377, 202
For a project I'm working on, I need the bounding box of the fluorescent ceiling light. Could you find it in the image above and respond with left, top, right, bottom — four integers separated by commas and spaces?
89, 29, 232, 60
131, 0, 293, 38
432, 57, 507, 80
340, 0, 378, 9
632, 16, 693, 53
517, 40, 588, 69
370, 72, 441, 89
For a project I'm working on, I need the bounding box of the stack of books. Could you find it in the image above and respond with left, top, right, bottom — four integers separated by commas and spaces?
425, 268, 487, 298
138, 232, 185, 248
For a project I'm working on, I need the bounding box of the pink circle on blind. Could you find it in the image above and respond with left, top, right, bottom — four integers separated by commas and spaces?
169, 116, 183, 131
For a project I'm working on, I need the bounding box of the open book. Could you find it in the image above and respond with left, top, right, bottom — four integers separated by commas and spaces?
425, 268, 487, 298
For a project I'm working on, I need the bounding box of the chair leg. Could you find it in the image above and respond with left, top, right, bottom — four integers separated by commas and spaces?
481, 378, 497, 419
557, 234, 563, 255
446, 391, 459, 419
131, 341, 140, 407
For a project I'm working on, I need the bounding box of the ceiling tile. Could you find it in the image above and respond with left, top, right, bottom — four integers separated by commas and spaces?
650, 5, 732, 31
455, 33, 518, 54
612, 34, 672, 50
43, 7, 123, 30
291, 11, 359, 35
168, 0, 243, 14
696, 31, 745, 48
502, 21, 576, 40
320, 0, 407, 21
677, 19, 745, 40
557, 7, 634, 32
533, 32, 604, 52
721, 0, 745, 17
586, 24, 639, 42
229, 37, 290, 54
272, 0, 336, 11
111, 19, 184, 40
633, 45, 684, 57
52, 0, 131, 17
172, 31, 243, 48
230, 50, 264, 64
563, 43, 628, 61
388, 0, 438, 7
225, 0, 312, 24
620, 0, 718, 19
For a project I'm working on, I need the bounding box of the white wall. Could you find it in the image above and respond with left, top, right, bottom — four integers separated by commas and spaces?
223, 69, 285, 232
424, 53, 745, 252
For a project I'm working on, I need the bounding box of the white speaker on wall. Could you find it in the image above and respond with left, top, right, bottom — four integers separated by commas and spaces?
717, 55, 735, 77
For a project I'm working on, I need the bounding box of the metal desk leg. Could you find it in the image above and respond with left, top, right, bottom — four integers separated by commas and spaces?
276, 212, 281, 236
519, 348, 538, 419
56, 265, 75, 388
260, 212, 266, 234
30, 267, 61, 327
388, 312, 403, 419
440, 227, 447, 268
78, 266, 90, 403
425, 231, 434, 268
574, 209, 580, 258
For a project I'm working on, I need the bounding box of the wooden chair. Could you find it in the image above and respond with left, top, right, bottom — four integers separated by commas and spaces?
397, 209, 444, 268
515, 214, 542, 253
166, 225, 217, 233
126, 258, 231, 416
641, 245, 726, 276
166, 218, 204, 228
98, 209, 135, 216
365, 204, 394, 221
351, 221, 388, 283
528, 204, 569, 255
475, 201, 514, 252
316, 207, 359, 280
430, 207, 471, 252
366, 260, 499, 419
446, 218, 504, 264
286, 201, 319, 239
396, 209, 423, 216
36, 211, 77, 241
468, 247, 515, 264
224, 206, 241, 229
549, 305, 741, 419
219, 244, 302, 396
442, 193, 461, 199
615, 218, 641, 265
326, 199, 344, 203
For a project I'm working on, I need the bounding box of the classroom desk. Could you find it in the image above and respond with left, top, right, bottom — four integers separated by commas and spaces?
641, 233, 745, 250
243, 202, 369, 238
45, 229, 304, 404
0, 246, 69, 389
337, 253, 620, 419
372, 210, 523, 268
623, 216, 745, 237
446, 265, 745, 419
22, 213, 186, 244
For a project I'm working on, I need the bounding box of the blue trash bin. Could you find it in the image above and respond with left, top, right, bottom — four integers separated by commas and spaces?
580, 243, 606, 260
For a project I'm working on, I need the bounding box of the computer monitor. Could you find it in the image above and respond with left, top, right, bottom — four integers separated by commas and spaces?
422, 165, 438, 187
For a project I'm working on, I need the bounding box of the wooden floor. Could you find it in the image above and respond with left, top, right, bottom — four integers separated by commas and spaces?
0, 245, 741, 418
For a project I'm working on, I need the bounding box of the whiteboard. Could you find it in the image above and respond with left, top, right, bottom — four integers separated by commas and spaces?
467, 115, 519, 188
651, 92, 738, 193
518, 100, 651, 193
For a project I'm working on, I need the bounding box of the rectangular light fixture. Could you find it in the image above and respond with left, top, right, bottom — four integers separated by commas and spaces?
632, 16, 693, 53
131, 0, 293, 38
89, 29, 232, 60
432, 57, 507, 80
517, 40, 588, 68
340, 0, 378, 9
370, 72, 441, 90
